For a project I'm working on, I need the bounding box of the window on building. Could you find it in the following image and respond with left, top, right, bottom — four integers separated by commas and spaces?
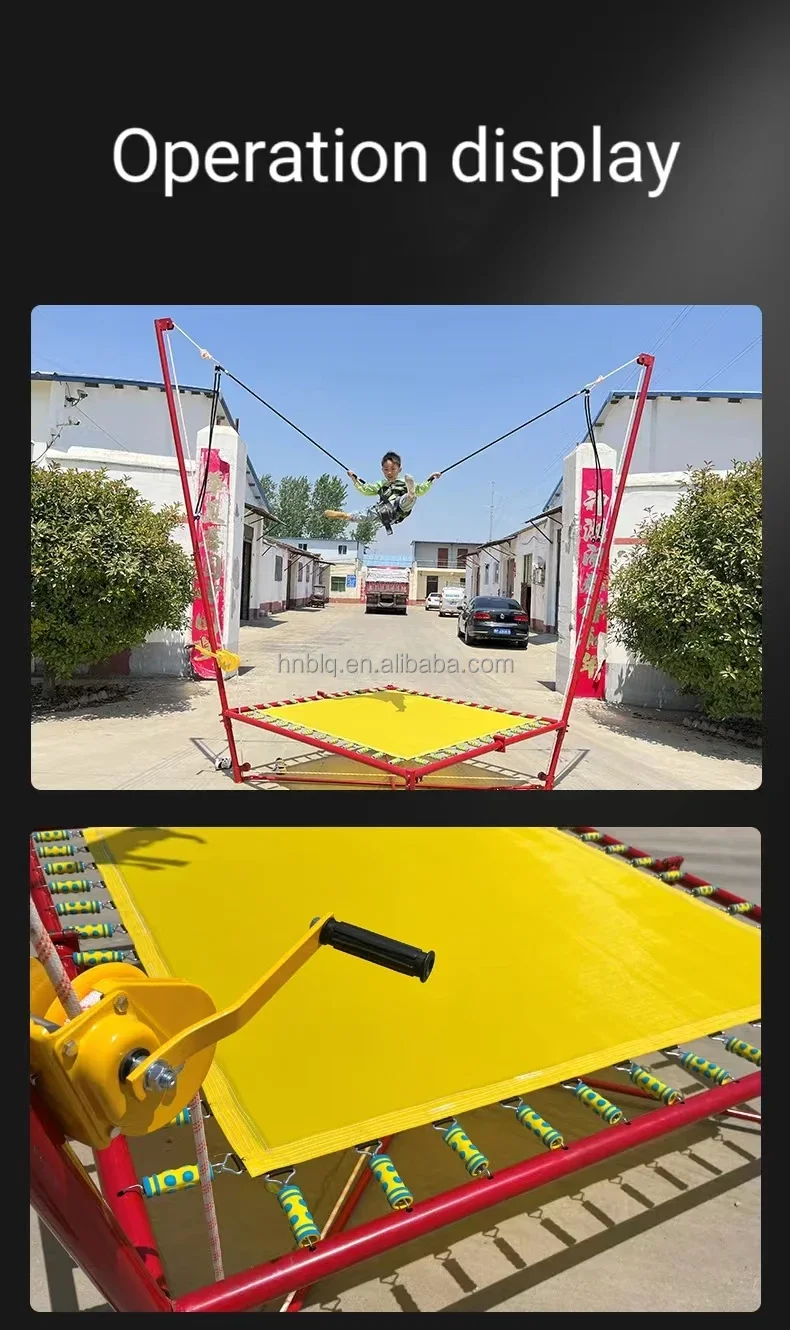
484, 564, 490, 584
457, 548, 468, 567
274, 555, 283, 581
330, 576, 346, 593
297, 564, 303, 583
338, 544, 347, 555
298, 542, 308, 551
438, 547, 449, 568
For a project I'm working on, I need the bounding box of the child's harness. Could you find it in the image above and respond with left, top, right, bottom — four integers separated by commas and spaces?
372, 478, 410, 534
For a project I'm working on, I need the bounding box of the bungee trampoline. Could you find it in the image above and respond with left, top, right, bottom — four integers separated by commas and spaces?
152, 317, 658, 789
30, 826, 761, 1312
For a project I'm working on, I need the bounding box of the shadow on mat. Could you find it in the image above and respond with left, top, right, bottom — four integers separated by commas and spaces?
89, 826, 207, 871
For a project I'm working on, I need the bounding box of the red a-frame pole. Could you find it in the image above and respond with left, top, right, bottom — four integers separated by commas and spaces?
153, 318, 243, 782
543, 353, 655, 788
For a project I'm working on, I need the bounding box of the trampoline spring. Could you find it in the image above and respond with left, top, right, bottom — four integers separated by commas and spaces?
43, 860, 92, 876
47, 879, 94, 895
603, 843, 629, 855
691, 884, 716, 896
367, 1152, 414, 1211
664, 1048, 734, 1086
727, 901, 755, 915
502, 1099, 565, 1150
563, 1080, 627, 1124
630, 856, 657, 867
61, 923, 115, 939
37, 843, 80, 858
127, 1153, 244, 1199
659, 870, 684, 882
55, 899, 108, 916
433, 1118, 491, 1178
710, 1034, 761, 1067
618, 1062, 683, 1105
269, 1178, 321, 1249
33, 830, 78, 842
71, 949, 131, 968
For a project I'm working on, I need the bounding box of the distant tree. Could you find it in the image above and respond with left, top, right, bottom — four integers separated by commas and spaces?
608, 458, 762, 721
309, 473, 349, 538
257, 472, 278, 510
351, 515, 380, 546
274, 476, 312, 538
31, 463, 194, 696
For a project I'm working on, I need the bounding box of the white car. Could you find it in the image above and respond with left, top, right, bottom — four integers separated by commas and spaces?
439, 586, 466, 617
425, 592, 442, 611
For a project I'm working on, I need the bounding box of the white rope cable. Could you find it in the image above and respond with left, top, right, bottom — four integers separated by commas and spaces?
581, 356, 639, 391
29, 896, 82, 1020
189, 1091, 225, 1282
172, 322, 216, 363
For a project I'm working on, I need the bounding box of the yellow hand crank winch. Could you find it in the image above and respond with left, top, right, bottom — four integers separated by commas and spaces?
29, 914, 435, 1151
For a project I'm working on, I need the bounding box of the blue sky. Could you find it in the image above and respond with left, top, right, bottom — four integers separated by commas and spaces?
31, 304, 762, 552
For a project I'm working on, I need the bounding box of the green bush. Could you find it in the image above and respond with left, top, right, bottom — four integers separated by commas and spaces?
31, 463, 195, 689
607, 457, 762, 720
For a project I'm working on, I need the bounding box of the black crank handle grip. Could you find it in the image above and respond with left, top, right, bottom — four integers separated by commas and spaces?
315, 917, 435, 983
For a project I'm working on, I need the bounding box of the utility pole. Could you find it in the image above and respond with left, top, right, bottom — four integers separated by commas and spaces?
488, 482, 495, 540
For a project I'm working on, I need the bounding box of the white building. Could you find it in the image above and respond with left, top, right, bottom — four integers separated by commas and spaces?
247, 537, 325, 616
410, 540, 472, 603
465, 506, 562, 632
31, 370, 281, 676
544, 389, 762, 510
470, 388, 761, 709
283, 536, 366, 602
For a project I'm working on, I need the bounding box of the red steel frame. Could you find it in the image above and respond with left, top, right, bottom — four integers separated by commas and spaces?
29, 826, 760, 1313
153, 316, 655, 789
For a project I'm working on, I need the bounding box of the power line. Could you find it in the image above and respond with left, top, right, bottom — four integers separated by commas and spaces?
510, 306, 700, 517
655, 306, 733, 382
698, 335, 762, 390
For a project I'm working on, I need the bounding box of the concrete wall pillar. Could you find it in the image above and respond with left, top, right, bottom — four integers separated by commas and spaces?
555, 441, 617, 698
190, 424, 246, 679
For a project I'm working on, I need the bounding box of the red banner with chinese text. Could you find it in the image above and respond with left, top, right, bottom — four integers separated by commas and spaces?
574, 465, 614, 699
190, 449, 230, 680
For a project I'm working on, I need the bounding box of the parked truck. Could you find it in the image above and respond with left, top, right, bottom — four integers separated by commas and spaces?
364, 566, 409, 614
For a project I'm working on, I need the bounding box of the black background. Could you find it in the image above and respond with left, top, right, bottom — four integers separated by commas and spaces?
24, 2, 784, 1311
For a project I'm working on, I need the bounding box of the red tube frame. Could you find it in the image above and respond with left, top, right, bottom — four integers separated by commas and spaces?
543, 354, 655, 788
29, 838, 171, 1308
569, 827, 762, 922
175, 1071, 761, 1314
93, 1137, 170, 1296
29, 828, 761, 1313
226, 687, 563, 789
153, 318, 243, 783
154, 319, 654, 790
30, 1087, 172, 1313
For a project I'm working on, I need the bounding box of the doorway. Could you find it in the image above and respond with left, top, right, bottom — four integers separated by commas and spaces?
426, 575, 439, 596
241, 529, 253, 622
521, 552, 532, 617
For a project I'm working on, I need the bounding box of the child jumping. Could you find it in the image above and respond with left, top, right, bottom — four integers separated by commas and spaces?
325, 452, 442, 535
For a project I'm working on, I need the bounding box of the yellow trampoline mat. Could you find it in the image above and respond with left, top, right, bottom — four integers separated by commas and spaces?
84, 827, 761, 1176
248, 690, 546, 760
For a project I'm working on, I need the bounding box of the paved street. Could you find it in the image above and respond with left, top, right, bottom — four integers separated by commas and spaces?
32, 605, 760, 790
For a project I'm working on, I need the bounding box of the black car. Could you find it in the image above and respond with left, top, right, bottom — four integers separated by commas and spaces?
457, 596, 530, 648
